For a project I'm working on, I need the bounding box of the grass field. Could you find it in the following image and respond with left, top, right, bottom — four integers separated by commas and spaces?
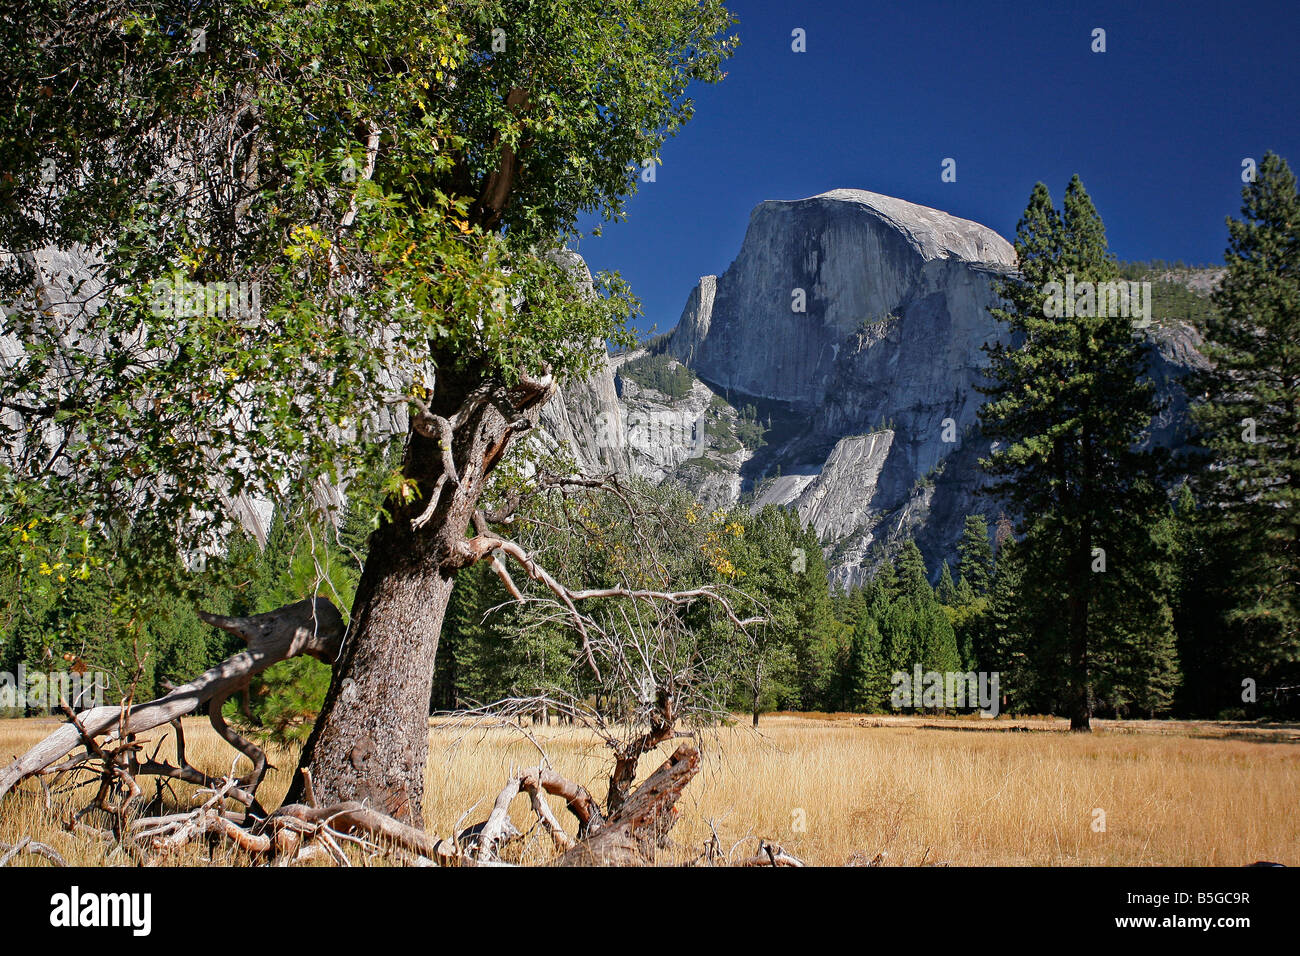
2, 713, 1297, 866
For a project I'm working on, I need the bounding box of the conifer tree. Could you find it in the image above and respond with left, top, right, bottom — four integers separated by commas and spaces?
935, 561, 958, 606
982, 539, 1029, 712
895, 541, 931, 602
957, 514, 994, 597
1192, 152, 1300, 682
979, 177, 1170, 730
790, 520, 842, 710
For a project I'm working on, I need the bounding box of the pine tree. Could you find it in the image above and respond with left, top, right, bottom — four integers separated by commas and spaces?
730, 505, 801, 724
1192, 151, 1300, 681
957, 514, 994, 596
832, 586, 869, 710
982, 539, 1028, 713
979, 177, 1170, 730
790, 521, 842, 710
935, 560, 958, 606
944, 521, 988, 675
864, 554, 900, 612
844, 614, 889, 712
876, 599, 918, 677
1170, 484, 1248, 715
895, 541, 930, 601
953, 574, 976, 607
917, 603, 962, 679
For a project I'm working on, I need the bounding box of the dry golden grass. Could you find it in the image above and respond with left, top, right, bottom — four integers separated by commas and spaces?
2, 713, 1297, 866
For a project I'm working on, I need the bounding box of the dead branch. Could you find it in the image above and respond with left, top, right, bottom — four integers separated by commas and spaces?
735, 840, 806, 868
117, 764, 453, 866
481, 535, 762, 629
434, 698, 609, 842
206, 682, 268, 792
607, 685, 677, 816
0, 598, 344, 803
448, 742, 700, 867
0, 837, 67, 867
522, 771, 574, 852
448, 532, 762, 681
471, 775, 524, 861
458, 758, 610, 863
556, 743, 699, 867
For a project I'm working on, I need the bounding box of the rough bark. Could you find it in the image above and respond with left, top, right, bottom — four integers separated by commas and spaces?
606, 686, 675, 816
289, 367, 555, 820
287, 531, 456, 822
1072, 422, 1095, 733
556, 743, 698, 867
1069, 535, 1093, 732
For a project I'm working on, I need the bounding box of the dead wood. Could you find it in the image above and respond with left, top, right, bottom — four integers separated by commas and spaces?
0, 837, 67, 867
132, 784, 462, 866
607, 685, 676, 815
735, 840, 806, 867
0, 598, 344, 803
555, 743, 699, 867
460, 762, 604, 862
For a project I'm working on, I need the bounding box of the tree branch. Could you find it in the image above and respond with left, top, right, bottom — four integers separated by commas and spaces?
0, 598, 344, 803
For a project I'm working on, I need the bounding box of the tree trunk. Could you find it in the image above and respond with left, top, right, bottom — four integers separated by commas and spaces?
1068, 546, 1093, 732
1057, 431, 1093, 734
1071, 422, 1095, 733
751, 709, 759, 728
288, 531, 455, 822
289, 367, 555, 821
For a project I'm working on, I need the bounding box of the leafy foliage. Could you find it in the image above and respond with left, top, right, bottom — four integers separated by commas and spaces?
1, 0, 733, 607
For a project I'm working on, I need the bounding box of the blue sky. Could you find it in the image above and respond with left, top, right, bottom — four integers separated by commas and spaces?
573, 0, 1300, 337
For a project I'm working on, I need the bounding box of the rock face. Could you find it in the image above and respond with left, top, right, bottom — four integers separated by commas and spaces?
539, 359, 630, 475
754, 430, 894, 545
536, 250, 632, 475
605, 189, 1209, 585
669, 190, 1016, 407
660, 190, 1018, 584
610, 350, 745, 503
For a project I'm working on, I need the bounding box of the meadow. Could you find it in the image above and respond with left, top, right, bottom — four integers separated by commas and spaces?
1, 714, 1296, 866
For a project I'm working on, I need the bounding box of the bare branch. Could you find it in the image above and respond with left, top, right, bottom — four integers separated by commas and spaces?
0, 837, 67, 867
0, 598, 344, 803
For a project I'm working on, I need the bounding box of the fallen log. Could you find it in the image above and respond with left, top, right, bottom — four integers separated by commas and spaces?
0, 597, 344, 803
465, 764, 606, 862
